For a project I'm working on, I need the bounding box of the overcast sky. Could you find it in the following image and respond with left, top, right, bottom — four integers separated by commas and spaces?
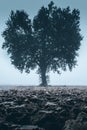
0, 0, 87, 86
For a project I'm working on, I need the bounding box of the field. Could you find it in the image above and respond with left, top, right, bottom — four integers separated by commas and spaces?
0, 86, 87, 130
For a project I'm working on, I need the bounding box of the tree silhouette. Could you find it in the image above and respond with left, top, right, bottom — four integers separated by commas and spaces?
2, 1, 82, 86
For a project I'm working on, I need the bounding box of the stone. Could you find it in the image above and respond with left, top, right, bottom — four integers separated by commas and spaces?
19, 125, 38, 130
17, 125, 44, 130
63, 112, 87, 130
0, 88, 87, 130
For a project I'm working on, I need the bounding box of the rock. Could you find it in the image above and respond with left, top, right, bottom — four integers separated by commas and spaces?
64, 119, 87, 130
56, 106, 62, 111
0, 123, 20, 130
18, 125, 39, 130
63, 112, 87, 130
63, 119, 75, 130
45, 102, 56, 106
39, 110, 53, 114
0, 88, 87, 130
76, 112, 87, 122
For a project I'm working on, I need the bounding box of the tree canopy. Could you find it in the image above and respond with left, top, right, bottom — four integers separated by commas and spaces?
2, 1, 82, 86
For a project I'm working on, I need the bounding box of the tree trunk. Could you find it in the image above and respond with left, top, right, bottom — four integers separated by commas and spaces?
40, 67, 47, 86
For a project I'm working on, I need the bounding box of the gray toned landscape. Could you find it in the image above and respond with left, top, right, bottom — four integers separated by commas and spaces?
0, 0, 87, 130
0, 87, 87, 130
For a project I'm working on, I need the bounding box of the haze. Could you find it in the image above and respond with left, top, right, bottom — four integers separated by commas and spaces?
0, 0, 87, 86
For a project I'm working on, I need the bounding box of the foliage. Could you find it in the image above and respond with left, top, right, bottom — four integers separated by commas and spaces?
2, 1, 82, 86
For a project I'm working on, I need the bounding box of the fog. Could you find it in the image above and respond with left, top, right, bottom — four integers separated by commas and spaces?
0, 0, 87, 86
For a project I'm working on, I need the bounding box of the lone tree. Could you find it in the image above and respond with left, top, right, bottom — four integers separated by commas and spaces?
2, 1, 82, 86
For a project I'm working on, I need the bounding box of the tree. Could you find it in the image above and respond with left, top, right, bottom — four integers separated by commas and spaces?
2, 1, 82, 86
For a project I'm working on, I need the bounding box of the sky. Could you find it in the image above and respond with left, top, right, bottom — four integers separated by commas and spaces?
0, 0, 87, 86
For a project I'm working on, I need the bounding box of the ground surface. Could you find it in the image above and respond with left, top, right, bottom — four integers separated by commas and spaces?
0, 86, 87, 130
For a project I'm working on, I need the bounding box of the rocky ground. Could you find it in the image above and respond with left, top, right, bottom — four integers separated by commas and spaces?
0, 87, 87, 130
